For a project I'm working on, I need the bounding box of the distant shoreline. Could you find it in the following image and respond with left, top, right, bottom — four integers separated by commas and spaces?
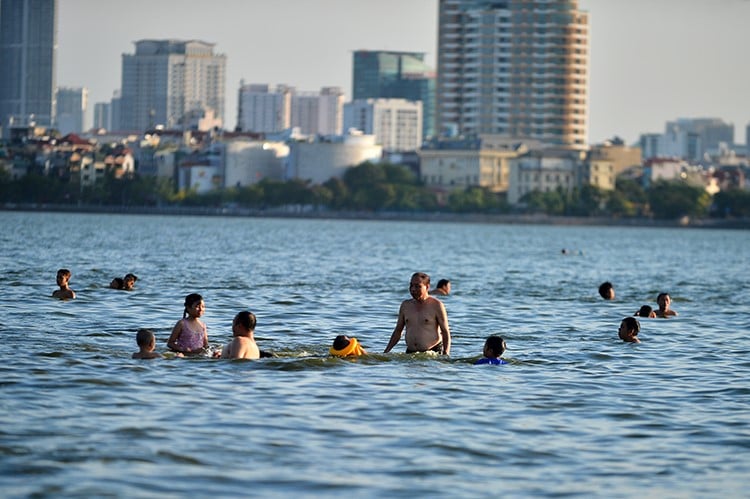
3, 203, 749, 230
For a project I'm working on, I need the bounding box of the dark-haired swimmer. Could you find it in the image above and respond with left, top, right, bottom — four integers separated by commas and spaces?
656, 293, 677, 318
220, 311, 260, 359
132, 329, 163, 359
167, 293, 208, 355
432, 279, 451, 296
109, 277, 124, 289
52, 268, 76, 300
598, 281, 615, 300
635, 305, 656, 318
619, 317, 641, 343
384, 272, 451, 355
123, 273, 138, 291
475, 335, 508, 365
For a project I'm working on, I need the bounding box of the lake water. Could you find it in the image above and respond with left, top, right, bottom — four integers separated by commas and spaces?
1, 211, 749, 497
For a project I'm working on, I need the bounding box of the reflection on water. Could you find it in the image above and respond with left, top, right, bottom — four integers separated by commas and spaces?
1, 211, 749, 497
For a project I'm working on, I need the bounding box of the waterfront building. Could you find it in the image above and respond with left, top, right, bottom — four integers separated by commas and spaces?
0, 0, 58, 131
343, 98, 422, 152
419, 134, 531, 193
665, 118, 734, 158
508, 148, 584, 205
223, 139, 288, 187
93, 102, 110, 131
237, 83, 292, 134
436, 0, 589, 149
352, 50, 436, 139
583, 138, 642, 190
290, 86, 345, 136
286, 131, 382, 184
55, 87, 88, 134
120, 39, 226, 132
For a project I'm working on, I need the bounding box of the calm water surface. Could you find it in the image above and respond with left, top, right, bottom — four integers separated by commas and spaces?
1, 211, 749, 497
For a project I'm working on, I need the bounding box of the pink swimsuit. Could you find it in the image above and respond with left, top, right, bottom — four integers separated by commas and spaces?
175, 319, 206, 352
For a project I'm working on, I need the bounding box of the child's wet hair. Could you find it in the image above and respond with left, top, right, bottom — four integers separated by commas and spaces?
136, 328, 155, 347
183, 293, 203, 317
485, 335, 506, 356
332, 335, 351, 350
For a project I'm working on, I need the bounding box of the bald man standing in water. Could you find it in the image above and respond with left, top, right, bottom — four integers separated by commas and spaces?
384, 272, 451, 355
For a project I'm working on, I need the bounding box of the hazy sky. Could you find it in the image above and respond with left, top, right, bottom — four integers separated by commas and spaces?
57, 0, 750, 144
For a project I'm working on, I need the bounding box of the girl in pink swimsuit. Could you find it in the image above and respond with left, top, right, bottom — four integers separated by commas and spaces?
167, 293, 208, 354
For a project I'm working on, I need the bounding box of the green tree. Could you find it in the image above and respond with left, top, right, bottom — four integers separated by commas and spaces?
648, 180, 711, 219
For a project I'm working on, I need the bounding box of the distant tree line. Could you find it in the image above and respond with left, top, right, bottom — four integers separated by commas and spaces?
1, 161, 749, 219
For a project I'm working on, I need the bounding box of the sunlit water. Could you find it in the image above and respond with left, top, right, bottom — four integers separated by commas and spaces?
1, 211, 749, 497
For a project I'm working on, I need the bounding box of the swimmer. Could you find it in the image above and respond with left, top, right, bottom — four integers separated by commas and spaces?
220, 311, 260, 360
132, 329, 163, 359
109, 277, 124, 289
384, 272, 451, 355
656, 292, 677, 318
167, 293, 209, 355
475, 335, 508, 365
598, 281, 615, 300
329, 335, 367, 357
122, 273, 138, 291
635, 305, 656, 318
432, 279, 451, 296
618, 317, 641, 343
52, 268, 76, 300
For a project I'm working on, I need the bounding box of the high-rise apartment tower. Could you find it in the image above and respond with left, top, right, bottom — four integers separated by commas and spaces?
352, 50, 436, 139
120, 39, 226, 131
436, 0, 589, 149
0, 0, 57, 130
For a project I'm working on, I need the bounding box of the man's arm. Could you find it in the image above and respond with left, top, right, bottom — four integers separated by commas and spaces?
384, 303, 406, 353
435, 301, 451, 355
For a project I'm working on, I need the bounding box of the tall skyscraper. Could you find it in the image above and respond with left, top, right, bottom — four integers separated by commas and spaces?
352, 50, 436, 139
436, 0, 589, 149
55, 86, 88, 134
120, 39, 226, 131
0, 0, 57, 131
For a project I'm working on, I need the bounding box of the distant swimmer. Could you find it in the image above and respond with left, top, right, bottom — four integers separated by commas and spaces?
635, 305, 656, 318
329, 335, 367, 357
52, 268, 76, 300
220, 311, 260, 360
132, 329, 163, 359
618, 317, 641, 343
167, 293, 209, 355
655, 292, 678, 318
474, 335, 508, 365
432, 278, 451, 296
122, 273, 138, 291
384, 272, 451, 355
109, 277, 124, 289
598, 281, 615, 300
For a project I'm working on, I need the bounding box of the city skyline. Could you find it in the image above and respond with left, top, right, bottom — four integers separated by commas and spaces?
57, 0, 750, 145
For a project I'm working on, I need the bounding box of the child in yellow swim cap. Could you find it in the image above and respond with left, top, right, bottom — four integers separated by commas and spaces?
329, 335, 367, 357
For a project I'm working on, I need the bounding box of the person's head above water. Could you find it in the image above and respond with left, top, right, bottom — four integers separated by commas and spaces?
232, 311, 257, 336
636, 305, 656, 318
483, 335, 506, 359
434, 279, 451, 295
598, 281, 615, 300
618, 316, 641, 343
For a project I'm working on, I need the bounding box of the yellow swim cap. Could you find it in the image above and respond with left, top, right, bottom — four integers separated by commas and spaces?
329, 337, 367, 357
